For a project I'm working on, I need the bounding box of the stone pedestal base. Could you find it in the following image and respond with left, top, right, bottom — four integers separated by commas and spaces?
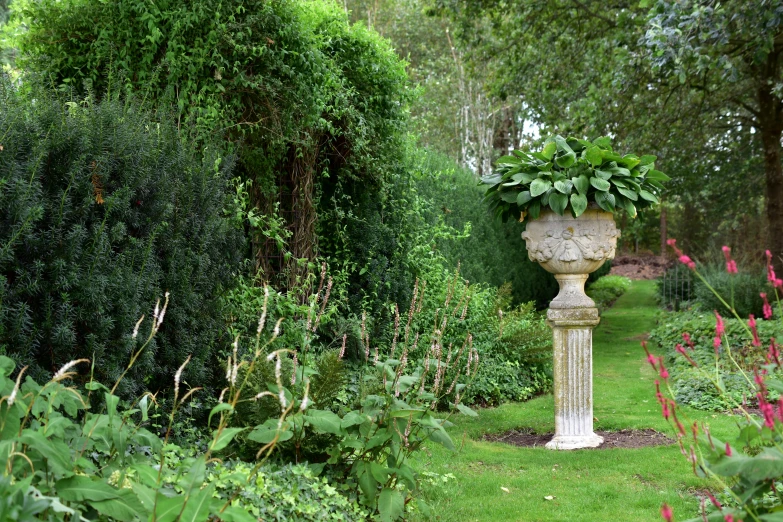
546, 307, 602, 450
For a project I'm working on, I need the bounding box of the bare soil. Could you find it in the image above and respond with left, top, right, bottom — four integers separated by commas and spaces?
610, 255, 672, 280
483, 428, 674, 449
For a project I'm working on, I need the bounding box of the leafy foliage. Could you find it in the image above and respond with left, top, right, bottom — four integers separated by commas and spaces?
482, 136, 668, 222
0, 77, 242, 395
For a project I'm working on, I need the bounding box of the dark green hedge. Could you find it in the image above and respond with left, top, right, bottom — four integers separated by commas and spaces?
0, 79, 243, 395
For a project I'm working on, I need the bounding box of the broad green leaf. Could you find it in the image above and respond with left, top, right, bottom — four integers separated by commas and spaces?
549, 193, 568, 215
554, 135, 573, 154
20, 430, 73, 476
456, 404, 478, 417
616, 187, 638, 201
370, 462, 390, 484
638, 190, 659, 203
555, 151, 576, 168
89, 490, 146, 522
530, 178, 552, 197
179, 483, 215, 522
208, 403, 234, 427
554, 180, 572, 194
378, 488, 404, 522
639, 155, 657, 166
645, 169, 670, 181
594, 169, 612, 180
0, 356, 15, 377
210, 427, 244, 452
572, 175, 589, 195
570, 193, 588, 217
495, 155, 521, 165
584, 146, 603, 167
153, 494, 187, 522
304, 409, 344, 435
541, 141, 557, 160
517, 191, 532, 206
355, 462, 378, 501
592, 136, 612, 149
480, 174, 503, 185
500, 191, 518, 203
620, 154, 640, 169
56, 476, 121, 502
595, 192, 616, 212
528, 200, 541, 220
710, 449, 783, 483
218, 506, 258, 522
247, 423, 293, 444
341, 411, 367, 428
590, 178, 611, 192
428, 427, 456, 451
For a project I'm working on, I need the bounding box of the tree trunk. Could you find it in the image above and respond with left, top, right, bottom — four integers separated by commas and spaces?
758, 85, 783, 272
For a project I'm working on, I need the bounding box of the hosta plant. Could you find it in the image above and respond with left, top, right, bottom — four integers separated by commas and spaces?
481, 135, 670, 221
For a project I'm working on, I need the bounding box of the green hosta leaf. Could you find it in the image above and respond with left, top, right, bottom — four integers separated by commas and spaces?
639, 154, 657, 166
554, 180, 572, 194
210, 427, 244, 452
554, 135, 573, 154
622, 198, 637, 217
531, 151, 550, 162
456, 404, 478, 417
530, 178, 552, 197
638, 190, 659, 204
378, 488, 405, 522
496, 155, 521, 165
572, 175, 589, 195
517, 191, 532, 206
595, 192, 616, 212
537, 162, 553, 172
548, 193, 568, 216
620, 154, 640, 169
616, 187, 638, 201
590, 178, 611, 192
592, 136, 612, 149
646, 169, 670, 182
594, 169, 612, 180
541, 141, 557, 160
500, 191, 518, 203
481, 174, 503, 185
528, 200, 541, 220
570, 193, 588, 217
584, 146, 603, 167
541, 189, 552, 206
304, 409, 344, 435
555, 151, 576, 168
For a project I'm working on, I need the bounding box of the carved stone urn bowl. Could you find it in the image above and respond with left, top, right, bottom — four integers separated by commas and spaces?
521, 207, 619, 309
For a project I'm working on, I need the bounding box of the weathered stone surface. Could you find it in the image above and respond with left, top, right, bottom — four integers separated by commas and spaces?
521, 209, 619, 450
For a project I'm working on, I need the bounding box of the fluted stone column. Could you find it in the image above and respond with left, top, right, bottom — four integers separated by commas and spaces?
521, 207, 619, 450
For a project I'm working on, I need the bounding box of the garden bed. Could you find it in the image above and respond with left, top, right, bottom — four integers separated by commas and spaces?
482, 428, 674, 449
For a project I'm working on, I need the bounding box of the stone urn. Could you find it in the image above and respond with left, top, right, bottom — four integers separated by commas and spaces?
521, 206, 619, 449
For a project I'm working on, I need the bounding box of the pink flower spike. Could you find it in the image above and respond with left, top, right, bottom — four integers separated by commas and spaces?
714, 311, 725, 337
661, 503, 673, 522
706, 491, 722, 509
642, 341, 657, 370
726, 260, 737, 274
767, 250, 774, 263
762, 293, 773, 320
722, 245, 731, 259
667, 239, 684, 257
725, 442, 732, 456
658, 356, 669, 380
713, 336, 721, 351
678, 255, 696, 270
724, 515, 734, 522
682, 332, 694, 349
749, 314, 761, 347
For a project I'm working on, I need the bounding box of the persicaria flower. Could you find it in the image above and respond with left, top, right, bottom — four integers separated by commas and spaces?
762, 293, 773, 320
642, 341, 657, 369
722, 246, 738, 274
667, 239, 684, 257
749, 314, 761, 347
675, 344, 697, 367
678, 255, 696, 270
682, 332, 694, 349
661, 503, 673, 522
759, 393, 776, 429
725, 442, 732, 456
658, 356, 669, 379
714, 311, 725, 337
713, 336, 721, 351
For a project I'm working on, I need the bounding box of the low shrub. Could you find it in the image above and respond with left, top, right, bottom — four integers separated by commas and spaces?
586, 275, 631, 311
649, 309, 783, 410
692, 264, 770, 318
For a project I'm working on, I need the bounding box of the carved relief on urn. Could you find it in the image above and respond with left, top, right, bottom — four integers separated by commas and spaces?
521, 207, 619, 309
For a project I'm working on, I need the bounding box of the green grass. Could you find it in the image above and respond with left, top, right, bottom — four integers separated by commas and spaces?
412, 280, 741, 522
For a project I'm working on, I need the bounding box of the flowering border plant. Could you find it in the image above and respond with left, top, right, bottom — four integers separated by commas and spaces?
652, 243, 783, 522
481, 135, 669, 222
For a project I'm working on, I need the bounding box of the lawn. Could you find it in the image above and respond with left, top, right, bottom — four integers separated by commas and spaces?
412, 280, 740, 522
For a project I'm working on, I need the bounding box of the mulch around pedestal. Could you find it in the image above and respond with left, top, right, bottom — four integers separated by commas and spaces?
482, 428, 674, 449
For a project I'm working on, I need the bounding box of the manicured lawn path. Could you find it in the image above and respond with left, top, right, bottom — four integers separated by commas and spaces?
412, 280, 739, 522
